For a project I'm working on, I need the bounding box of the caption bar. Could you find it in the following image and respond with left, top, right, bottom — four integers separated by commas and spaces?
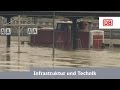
0, 68, 120, 79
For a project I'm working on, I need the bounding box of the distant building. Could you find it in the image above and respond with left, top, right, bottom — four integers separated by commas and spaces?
9, 16, 69, 36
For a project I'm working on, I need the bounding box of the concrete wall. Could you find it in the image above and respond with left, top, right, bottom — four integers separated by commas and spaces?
104, 39, 120, 45
0, 36, 30, 42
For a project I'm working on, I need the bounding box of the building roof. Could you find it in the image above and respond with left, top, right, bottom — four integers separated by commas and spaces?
1, 11, 120, 18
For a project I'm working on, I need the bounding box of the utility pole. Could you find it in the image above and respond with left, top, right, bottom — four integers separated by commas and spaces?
52, 11, 55, 58
6, 17, 11, 47
18, 15, 21, 53
109, 29, 113, 48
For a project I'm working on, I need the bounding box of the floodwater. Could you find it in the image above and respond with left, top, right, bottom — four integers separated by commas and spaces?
1, 37, 120, 72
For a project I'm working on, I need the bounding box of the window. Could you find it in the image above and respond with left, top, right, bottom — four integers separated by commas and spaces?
56, 23, 72, 31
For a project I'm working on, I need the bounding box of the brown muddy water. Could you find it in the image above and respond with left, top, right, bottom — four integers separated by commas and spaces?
1, 37, 120, 72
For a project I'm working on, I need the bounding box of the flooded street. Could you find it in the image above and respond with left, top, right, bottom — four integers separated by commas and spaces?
1, 40, 120, 72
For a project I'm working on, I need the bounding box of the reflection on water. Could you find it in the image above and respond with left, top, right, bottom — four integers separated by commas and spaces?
6, 48, 10, 70
0, 41, 120, 71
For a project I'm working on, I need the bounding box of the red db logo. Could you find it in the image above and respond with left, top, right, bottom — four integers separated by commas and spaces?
103, 19, 113, 26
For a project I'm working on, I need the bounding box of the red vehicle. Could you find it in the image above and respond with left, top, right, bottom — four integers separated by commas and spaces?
30, 20, 73, 49
30, 20, 104, 49
55, 20, 73, 49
